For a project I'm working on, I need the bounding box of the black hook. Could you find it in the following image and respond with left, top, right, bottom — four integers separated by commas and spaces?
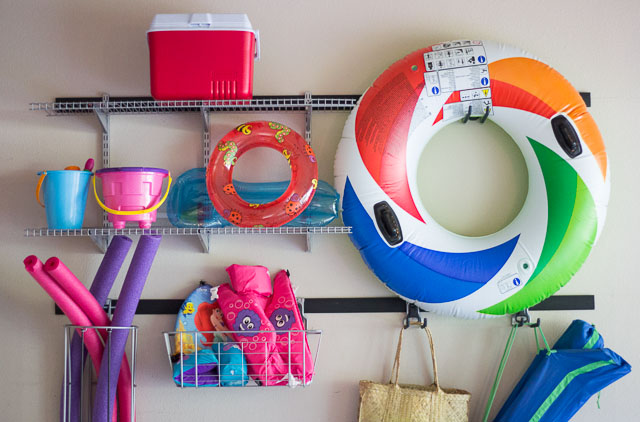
479, 106, 491, 123
404, 303, 427, 329
461, 105, 491, 124
511, 309, 540, 328
462, 105, 472, 123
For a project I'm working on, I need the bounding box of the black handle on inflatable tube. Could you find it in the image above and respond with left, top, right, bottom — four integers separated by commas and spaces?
374, 201, 403, 246
552, 115, 582, 158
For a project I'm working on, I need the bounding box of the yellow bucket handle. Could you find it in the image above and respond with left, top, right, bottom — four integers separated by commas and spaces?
93, 172, 172, 216
36, 172, 47, 207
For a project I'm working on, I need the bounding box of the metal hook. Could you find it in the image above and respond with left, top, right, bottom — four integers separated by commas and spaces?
404, 303, 427, 329
479, 106, 491, 123
461, 105, 472, 123
511, 309, 540, 328
461, 105, 491, 124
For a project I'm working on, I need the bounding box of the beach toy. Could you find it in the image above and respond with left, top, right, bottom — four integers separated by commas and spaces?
335, 39, 609, 318
265, 270, 314, 385
36, 170, 92, 229
491, 321, 630, 422
217, 264, 289, 385
172, 350, 219, 387
174, 283, 227, 354
62, 236, 132, 422
93, 235, 161, 422
93, 167, 171, 229
45, 257, 133, 422
213, 343, 249, 386
206, 121, 318, 227
23, 256, 118, 422
83, 158, 95, 172
168, 168, 339, 228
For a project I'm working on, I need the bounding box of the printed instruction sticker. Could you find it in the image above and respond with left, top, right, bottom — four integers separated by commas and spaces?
422, 40, 493, 116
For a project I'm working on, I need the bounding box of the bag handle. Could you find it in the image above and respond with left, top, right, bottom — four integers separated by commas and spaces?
389, 326, 440, 391
35, 172, 47, 207
93, 173, 172, 215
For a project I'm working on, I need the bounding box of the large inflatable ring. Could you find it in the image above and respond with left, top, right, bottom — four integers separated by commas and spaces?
335, 40, 609, 318
207, 121, 318, 227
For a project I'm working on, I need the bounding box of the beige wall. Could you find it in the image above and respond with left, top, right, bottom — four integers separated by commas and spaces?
1, 0, 638, 420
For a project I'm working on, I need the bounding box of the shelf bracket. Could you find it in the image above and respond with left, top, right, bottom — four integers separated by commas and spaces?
305, 232, 313, 253
95, 94, 111, 230
89, 233, 110, 253
197, 231, 212, 254
304, 91, 312, 144
201, 107, 211, 168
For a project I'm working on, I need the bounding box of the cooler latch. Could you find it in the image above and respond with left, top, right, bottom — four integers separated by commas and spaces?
189, 14, 213, 28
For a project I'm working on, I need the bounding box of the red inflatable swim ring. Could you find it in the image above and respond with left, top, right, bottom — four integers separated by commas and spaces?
206, 121, 318, 227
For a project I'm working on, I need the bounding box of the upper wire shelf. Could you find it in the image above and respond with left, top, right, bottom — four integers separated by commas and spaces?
30, 95, 360, 115
24, 226, 353, 237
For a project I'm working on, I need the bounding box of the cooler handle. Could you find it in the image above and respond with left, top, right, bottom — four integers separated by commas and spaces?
254, 29, 261, 61
93, 173, 172, 216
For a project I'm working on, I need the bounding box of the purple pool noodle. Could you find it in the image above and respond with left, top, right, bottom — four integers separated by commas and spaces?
93, 235, 161, 422
62, 236, 132, 422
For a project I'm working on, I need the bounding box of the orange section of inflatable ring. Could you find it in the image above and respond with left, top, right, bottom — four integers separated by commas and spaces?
489, 57, 607, 180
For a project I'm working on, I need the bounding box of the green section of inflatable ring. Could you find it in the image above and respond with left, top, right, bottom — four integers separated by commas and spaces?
480, 138, 597, 315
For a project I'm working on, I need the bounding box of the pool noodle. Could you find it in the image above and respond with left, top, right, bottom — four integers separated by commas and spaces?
23, 256, 117, 422
62, 236, 131, 422
45, 255, 133, 422
93, 235, 161, 422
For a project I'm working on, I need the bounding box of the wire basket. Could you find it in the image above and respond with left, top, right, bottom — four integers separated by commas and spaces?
62, 325, 138, 422
163, 329, 322, 388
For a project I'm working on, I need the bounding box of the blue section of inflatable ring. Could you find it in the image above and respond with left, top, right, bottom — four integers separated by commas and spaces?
342, 178, 519, 303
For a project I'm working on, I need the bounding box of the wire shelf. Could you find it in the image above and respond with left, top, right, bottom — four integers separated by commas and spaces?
24, 226, 353, 237
164, 329, 322, 388
30, 95, 360, 115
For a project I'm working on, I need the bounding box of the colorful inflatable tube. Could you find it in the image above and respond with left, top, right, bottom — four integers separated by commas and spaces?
206, 121, 318, 227
335, 40, 609, 318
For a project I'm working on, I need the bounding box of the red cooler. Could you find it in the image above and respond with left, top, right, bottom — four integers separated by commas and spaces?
148, 13, 260, 100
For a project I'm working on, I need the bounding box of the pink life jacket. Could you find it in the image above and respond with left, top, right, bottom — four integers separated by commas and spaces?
217, 264, 288, 385
265, 270, 315, 385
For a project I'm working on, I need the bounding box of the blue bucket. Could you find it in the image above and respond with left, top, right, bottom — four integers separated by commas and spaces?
36, 170, 92, 229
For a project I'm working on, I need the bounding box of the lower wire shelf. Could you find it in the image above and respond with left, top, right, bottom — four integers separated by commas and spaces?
24, 226, 352, 253
164, 329, 322, 388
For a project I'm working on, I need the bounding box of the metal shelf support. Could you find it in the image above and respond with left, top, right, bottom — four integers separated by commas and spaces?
197, 232, 212, 254
95, 94, 112, 248
304, 91, 312, 143
201, 107, 210, 168
89, 233, 110, 254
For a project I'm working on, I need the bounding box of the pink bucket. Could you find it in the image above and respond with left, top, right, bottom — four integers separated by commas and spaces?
94, 167, 171, 229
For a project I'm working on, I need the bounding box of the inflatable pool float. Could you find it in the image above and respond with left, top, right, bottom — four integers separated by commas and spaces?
207, 121, 318, 227
168, 168, 339, 228
335, 40, 609, 318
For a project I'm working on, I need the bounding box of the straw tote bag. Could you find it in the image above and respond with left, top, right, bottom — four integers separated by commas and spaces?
358, 327, 471, 422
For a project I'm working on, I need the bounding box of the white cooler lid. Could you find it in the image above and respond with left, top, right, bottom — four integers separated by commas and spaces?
148, 13, 260, 60
148, 13, 254, 32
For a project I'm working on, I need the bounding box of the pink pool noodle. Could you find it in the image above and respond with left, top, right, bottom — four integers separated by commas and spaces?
45, 256, 133, 422
23, 256, 117, 421
93, 235, 161, 422
62, 235, 132, 422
